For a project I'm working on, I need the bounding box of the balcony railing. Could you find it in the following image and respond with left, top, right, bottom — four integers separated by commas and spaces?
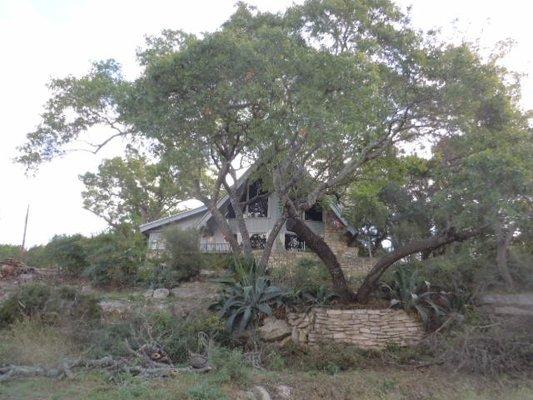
200, 242, 232, 253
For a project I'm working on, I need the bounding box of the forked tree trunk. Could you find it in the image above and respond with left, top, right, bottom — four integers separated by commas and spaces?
286, 214, 356, 302
356, 226, 486, 303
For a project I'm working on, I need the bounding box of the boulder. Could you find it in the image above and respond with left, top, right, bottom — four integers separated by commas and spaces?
143, 289, 154, 298
259, 317, 291, 342
153, 288, 170, 299
99, 300, 131, 315
275, 385, 293, 400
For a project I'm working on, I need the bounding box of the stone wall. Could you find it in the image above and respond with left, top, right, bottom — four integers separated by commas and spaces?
267, 211, 374, 277
287, 308, 424, 350
268, 251, 374, 278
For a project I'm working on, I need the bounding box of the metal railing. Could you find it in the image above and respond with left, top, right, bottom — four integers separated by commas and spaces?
200, 242, 232, 253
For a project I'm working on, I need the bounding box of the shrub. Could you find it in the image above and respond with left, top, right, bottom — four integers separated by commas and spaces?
382, 265, 461, 330
0, 283, 100, 328
276, 342, 366, 374
46, 234, 89, 276
425, 314, 533, 376
210, 346, 251, 385
83, 231, 145, 287
148, 311, 230, 363
271, 257, 331, 293
0, 244, 22, 261
187, 382, 228, 400
0, 283, 51, 326
160, 227, 202, 281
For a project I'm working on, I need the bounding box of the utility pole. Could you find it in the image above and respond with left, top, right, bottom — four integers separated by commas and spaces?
20, 205, 30, 255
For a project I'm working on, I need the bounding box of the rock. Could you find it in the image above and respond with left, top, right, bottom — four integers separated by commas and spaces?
189, 353, 208, 369
143, 289, 154, 298
0, 264, 16, 279
17, 273, 36, 283
199, 269, 218, 277
259, 317, 291, 342
250, 386, 271, 400
99, 300, 131, 315
170, 281, 218, 300
276, 385, 293, 399
152, 288, 170, 299
80, 285, 93, 294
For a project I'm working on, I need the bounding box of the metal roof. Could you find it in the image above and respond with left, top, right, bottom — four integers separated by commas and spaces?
139, 206, 207, 233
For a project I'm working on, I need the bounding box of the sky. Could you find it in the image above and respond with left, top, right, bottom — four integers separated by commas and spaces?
0, 0, 531, 247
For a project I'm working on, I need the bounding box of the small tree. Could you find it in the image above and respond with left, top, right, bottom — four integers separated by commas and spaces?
80, 150, 185, 229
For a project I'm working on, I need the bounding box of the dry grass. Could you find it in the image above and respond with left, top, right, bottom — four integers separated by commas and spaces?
0, 319, 81, 367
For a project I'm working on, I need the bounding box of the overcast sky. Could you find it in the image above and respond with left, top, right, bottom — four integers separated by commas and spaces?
1, 0, 531, 247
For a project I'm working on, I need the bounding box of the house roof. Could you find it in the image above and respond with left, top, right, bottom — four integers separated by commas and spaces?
139, 206, 207, 233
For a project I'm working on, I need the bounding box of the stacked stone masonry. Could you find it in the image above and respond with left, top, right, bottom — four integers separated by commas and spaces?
287, 308, 424, 350
268, 251, 374, 278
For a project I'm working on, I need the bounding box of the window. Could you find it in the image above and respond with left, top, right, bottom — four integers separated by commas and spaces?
246, 180, 268, 218
305, 204, 323, 222
148, 232, 165, 250
225, 180, 268, 218
226, 203, 236, 218
250, 233, 267, 249
285, 233, 306, 251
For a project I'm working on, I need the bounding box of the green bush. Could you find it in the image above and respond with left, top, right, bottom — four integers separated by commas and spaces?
276, 342, 366, 374
149, 311, 230, 363
0, 244, 22, 261
0, 284, 100, 327
160, 227, 203, 281
46, 234, 89, 276
425, 315, 533, 376
187, 382, 228, 400
271, 257, 331, 293
83, 231, 145, 287
210, 346, 251, 385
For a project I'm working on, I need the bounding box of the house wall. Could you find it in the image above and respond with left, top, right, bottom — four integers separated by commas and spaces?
145, 193, 374, 278
146, 213, 205, 250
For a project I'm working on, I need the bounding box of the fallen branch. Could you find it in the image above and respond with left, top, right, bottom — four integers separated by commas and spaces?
0, 356, 212, 383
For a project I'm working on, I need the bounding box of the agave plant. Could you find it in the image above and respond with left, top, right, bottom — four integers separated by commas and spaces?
289, 285, 338, 308
382, 266, 450, 330
214, 258, 285, 334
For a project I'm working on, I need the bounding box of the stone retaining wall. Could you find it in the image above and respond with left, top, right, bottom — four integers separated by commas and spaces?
287, 308, 424, 349
268, 251, 374, 278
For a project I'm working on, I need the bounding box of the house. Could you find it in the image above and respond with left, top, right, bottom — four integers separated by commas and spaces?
139, 174, 374, 275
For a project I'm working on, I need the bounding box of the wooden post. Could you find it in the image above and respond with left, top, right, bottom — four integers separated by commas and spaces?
20, 205, 30, 255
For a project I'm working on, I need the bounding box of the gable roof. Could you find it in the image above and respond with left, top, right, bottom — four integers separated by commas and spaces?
139, 206, 207, 233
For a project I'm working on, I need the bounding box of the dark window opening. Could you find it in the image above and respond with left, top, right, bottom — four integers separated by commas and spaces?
226, 203, 236, 218
246, 180, 268, 218
285, 233, 306, 251
305, 204, 323, 222
250, 233, 267, 249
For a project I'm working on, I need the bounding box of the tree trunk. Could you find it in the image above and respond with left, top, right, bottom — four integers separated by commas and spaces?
228, 193, 253, 260
356, 226, 486, 303
286, 214, 355, 301
259, 216, 286, 268
208, 205, 240, 256
495, 224, 516, 291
